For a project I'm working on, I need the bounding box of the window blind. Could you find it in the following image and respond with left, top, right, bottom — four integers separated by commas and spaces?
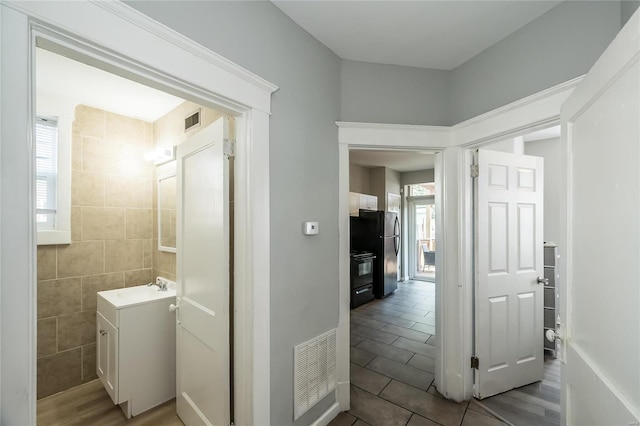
35, 117, 58, 230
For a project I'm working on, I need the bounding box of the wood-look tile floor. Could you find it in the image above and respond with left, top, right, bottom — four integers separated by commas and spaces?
478, 356, 560, 426
37, 380, 183, 426
38, 279, 559, 426
332, 280, 559, 426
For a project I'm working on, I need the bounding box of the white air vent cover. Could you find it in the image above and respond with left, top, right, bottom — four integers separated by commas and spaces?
293, 328, 337, 420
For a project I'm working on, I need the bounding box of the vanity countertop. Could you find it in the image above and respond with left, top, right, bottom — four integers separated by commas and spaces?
98, 282, 176, 309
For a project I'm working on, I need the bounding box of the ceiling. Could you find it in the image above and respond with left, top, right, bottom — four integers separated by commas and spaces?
350, 149, 435, 173
36, 48, 184, 122
272, 1, 561, 70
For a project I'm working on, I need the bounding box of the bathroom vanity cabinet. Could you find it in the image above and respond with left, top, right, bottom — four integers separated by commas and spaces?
96, 283, 176, 419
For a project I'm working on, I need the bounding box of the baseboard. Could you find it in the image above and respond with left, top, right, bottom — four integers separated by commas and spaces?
337, 381, 350, 410
309, 402, 341, 426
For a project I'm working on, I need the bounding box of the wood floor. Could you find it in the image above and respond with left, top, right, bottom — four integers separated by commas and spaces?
477, 356, 561, 426
37, 380, 183, 426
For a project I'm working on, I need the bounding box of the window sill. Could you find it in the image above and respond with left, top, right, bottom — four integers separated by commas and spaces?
37, 230, 71, 246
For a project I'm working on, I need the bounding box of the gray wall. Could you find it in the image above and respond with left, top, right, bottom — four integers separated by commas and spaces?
621, 1, 640, 26
525, 138, 561, 245
341, 60, 450, 125
340, 2, 623, 126
450, 1, 622, 123
349, 163, 371, 194
385, 168, 401, 202
401, 169, 435, 186
369, 167, 386, 209
126, 2, 340, 425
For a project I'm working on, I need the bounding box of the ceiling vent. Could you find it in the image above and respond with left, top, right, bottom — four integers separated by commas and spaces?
293, 328, 337, 420
184, 109, 201, 132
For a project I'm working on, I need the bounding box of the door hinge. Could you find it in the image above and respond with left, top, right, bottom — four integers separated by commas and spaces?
470, 164, 479, 178
224, 138, 236, 158
471, 356, 479, 369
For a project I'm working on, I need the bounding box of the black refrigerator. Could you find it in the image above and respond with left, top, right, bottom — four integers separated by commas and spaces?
359, 210, 400, 298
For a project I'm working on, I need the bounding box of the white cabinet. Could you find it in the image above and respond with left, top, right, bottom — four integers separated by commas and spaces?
349, 192, 378, 216
96, 284, 176, 419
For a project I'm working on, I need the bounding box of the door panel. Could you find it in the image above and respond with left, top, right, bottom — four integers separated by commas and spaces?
474, 149, 544, 399
176, 117, 230, 425
488, 203, 508, 273
517, 204, 536, 270
97, 312, 118, 404
516, 292, 535, 362
488, 296, 508, 371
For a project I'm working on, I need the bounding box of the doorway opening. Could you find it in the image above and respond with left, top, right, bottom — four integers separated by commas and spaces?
345, 147, 443, 421
34, 44, 236, 423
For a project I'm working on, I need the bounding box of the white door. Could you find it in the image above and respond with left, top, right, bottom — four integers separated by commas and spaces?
408, 196, 436, 281
474, 149, 544, 399
176, 117, 231, 425
559, 10, 640, 425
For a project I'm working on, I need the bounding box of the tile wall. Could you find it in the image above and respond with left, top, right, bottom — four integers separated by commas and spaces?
36, 105, 154, 399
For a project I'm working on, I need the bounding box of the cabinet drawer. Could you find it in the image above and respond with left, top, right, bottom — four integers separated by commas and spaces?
97, 296, 118, 328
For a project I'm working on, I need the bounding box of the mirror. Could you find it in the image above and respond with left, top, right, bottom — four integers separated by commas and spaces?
157, 162, 177, 253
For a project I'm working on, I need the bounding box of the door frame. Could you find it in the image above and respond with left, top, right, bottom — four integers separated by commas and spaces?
560, 9, 640, 424
337, 122, 449, 408
337, 77, 583, 406
0, 2, 276, 424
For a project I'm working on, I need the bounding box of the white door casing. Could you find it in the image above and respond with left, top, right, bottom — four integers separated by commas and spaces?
560, 8, 640, 424
474, 149, 544, 399
176, 118, 230, 425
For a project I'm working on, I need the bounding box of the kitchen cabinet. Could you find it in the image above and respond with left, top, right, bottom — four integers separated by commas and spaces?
349, 192, 378, 216
96, 283, 176, 418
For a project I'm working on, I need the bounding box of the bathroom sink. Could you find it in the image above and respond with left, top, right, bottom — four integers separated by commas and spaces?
98, 281, 176, 309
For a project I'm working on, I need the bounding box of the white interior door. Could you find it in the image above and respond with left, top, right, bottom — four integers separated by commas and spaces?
474, 149, 544, 399
559, 9, 640, 424
176, 117, 230, 425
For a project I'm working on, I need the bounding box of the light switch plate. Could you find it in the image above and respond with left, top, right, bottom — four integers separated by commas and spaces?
303, 222, 319, 235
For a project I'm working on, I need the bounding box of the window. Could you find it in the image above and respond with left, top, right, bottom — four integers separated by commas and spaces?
408, 182, 435, 196
36, 117, 58, 230
35, 110, 70, 246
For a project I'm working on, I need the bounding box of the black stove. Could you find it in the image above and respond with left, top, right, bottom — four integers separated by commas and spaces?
350, 251, 376, 308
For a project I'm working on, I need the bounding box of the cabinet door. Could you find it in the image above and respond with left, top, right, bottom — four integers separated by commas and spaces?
97, 312, 118, 404
369, 195, 378, 210
363, 194, 377, 211
349, 192, 360, 216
